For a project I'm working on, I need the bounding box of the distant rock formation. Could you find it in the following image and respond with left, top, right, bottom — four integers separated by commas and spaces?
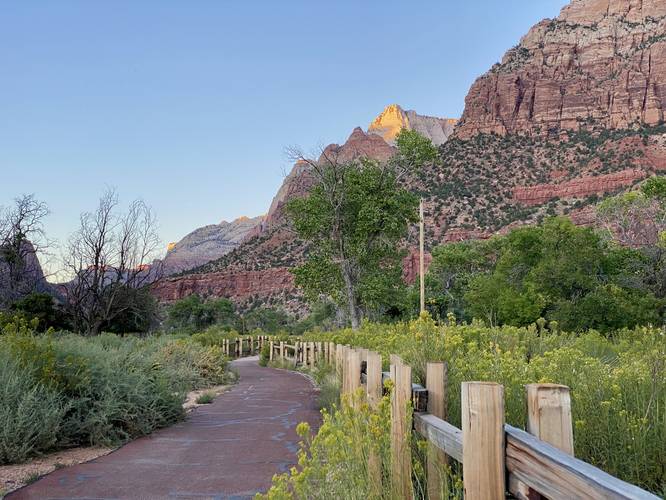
369, 104, 457, 145
0, 240, 50, 305
161, 216, 263, 275
456, 0, 666, 138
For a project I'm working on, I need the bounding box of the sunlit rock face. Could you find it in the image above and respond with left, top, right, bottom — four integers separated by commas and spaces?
456, 0, 666, 138
368, 104, 457, 145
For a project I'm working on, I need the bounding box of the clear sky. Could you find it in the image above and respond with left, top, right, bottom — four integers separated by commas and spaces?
0, 0, 568, 262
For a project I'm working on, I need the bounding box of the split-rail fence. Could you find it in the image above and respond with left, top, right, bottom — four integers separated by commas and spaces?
259, 339, 660, 500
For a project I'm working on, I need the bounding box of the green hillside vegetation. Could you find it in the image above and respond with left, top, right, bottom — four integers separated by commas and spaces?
424, 177, 666, 332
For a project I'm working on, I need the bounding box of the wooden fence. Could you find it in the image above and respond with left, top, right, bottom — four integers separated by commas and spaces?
220, 335, 272, 358
269, 340, 659, 500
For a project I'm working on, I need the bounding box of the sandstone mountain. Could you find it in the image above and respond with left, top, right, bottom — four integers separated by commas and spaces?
420, 0, 666, 243
369, 104, 457, 145
154, 0, 666, 310
160, 216, 263, 275
457, 0, 666, 138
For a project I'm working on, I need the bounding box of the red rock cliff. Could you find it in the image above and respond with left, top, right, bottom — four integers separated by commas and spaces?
456, 0, 666, 138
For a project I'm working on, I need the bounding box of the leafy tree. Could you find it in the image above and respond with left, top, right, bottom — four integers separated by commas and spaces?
425, 239, 497, 320
166, 295, 237, 332
287, 130, 434, 328
428, 217, 664, 332
102, 286, 158, 334
10, 292, 69, 332
240, 307, 291, 334
596, 176, 666, 299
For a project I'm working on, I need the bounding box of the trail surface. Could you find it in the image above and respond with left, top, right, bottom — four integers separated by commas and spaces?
9, 357, 320, 500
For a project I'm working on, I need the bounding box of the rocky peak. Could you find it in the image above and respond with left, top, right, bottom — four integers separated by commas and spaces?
456, 0, 666, 138
160, 215, 263, 275
369, 104, 457, 145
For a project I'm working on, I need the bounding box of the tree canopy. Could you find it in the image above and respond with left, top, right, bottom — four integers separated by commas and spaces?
287, 129, 436, 328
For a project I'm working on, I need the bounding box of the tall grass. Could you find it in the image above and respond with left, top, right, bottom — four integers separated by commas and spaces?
293, 316, 665, 494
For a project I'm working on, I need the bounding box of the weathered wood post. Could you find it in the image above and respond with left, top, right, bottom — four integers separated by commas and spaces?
526, 383, 574, 454
336, 344, 344, 377
391, 360, 413, 499
309, 342, 315, 368
462, 382, 505, 500
367, 351, 383, 495
279, 341, 285, 360
269, 340, 274, 362
426, 362, 448, 500
509, 384, 574, 500
347, 349, 361, 399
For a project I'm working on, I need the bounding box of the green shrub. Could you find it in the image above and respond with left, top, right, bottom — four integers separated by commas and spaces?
0, 322, 229, 463
259, 344, 270, 366
195, 392, 215, 404
0, 353, 68, 464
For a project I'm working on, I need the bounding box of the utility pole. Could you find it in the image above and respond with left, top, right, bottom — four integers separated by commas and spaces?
419, 198, 425, 314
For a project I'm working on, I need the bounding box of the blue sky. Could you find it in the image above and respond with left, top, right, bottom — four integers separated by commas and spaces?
0, 0, 568, 258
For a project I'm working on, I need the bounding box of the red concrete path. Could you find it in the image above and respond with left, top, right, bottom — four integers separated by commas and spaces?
9, 357, 321, 500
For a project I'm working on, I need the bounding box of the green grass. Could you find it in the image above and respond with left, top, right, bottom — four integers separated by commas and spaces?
195, 392, 215, 404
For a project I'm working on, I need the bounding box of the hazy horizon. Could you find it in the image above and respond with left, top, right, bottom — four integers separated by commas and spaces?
1, 0, 569, 269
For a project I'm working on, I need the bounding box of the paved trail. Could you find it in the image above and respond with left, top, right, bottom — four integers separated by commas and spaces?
9, 357, 321, 500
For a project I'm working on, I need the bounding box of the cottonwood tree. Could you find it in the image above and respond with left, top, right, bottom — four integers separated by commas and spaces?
0, 195, 51, 308
286, 130, 436, 329
62, 189, 163, 335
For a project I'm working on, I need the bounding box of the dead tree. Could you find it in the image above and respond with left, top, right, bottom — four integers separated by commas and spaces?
62, 189, 163, 335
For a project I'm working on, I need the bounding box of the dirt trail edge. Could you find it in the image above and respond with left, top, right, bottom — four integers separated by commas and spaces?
9, 357, 321, 500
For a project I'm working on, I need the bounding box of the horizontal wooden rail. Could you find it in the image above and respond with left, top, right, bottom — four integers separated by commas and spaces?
413, 412, 462, 462
505, 425, 659, 500
412, 413, 659, 499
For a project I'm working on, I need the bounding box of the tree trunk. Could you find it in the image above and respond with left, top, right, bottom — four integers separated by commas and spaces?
341, 259, 360, 329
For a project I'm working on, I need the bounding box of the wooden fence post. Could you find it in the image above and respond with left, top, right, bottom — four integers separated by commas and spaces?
367, 351, 383, 495
280, 341, 285, 360
269, 340, 274, 361
426, 362, 448, 500
462, 382, 505, 500
391, 360, 413, 499
345, 349, 361, 399
509, 384, 574, 500
311, 342, 315, 367
526, 383, 574, 454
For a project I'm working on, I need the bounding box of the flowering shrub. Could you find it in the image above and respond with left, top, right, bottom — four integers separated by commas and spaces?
293, 315, 665, 494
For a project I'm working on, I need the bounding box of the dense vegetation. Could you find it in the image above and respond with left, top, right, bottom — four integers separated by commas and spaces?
163, 293, 335, 335
0, 314, 232, 464
286, 130, 435, 328
263, 317, 665, 496
424, 177, 666, 332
